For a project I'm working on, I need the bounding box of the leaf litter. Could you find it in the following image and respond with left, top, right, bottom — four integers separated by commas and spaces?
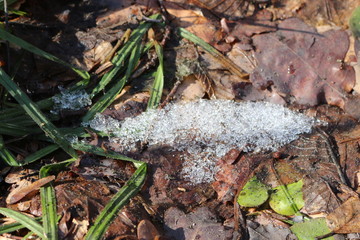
2, 0, 360, 239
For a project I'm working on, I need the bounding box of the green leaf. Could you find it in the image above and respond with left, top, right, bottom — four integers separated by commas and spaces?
237, 176, 269, 207
0, 68, 77, 158
290, 218, 334, 240
269, 180, 304, 216
147, 42, 164, 109
0, 208, 46, 239
0, 28, 90, 81
350, 6, 360, 37
85, 163, 147, 240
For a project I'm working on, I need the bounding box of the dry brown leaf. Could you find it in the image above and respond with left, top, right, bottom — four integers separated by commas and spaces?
173, 75, 206, 101
96, 0, 159, 27
251, 18, 355, 108
164, 1, 230, 52
67, 219, 89, 240
164, 207, 232, 239
137, 219, 160, 240
6, 175, 55, 205
83, 41, 113, 70
326, 196, 360, 233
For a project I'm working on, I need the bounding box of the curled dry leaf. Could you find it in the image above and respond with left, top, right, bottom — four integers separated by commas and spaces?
137, 219, 160, 240
6, 175, 55, 204
251, 18, 355, 108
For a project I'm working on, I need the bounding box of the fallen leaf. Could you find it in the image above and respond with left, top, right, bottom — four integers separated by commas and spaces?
137, 219, 160, 240
237, 176, 269, 207
164, 207, 232, 240
326, 196, 360, 233
212, 154, 268, 202
173, 75, 206, 101
6, 175, 55, 204
247, 216, 295, 240
251, 18, 355, 108
230, 9, 276, 38
269, 180, 304, 216
303, 178, 340, 216
290, 218, 333, 240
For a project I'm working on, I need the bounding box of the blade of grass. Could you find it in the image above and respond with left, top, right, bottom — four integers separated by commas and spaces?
147, 42, 164, 109
22, 231, 35, 240
21, 144, 59, 165
0, 217, 42, 234
84, 163, 147, 240
0, 28, 90, 81
39, 158, 76, 240
0, 122, 43, 136
82, 41, 144, 122
177, 27, 250, 81
0, 208, 46, 239
0, 68, 77, 158
90, 14, 161, 98
0, 134, 19, 166
72, 143, 143, 166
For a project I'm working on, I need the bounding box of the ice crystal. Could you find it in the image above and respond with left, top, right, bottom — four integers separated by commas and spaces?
85, 100, 319, 184
52, 88, 91, 113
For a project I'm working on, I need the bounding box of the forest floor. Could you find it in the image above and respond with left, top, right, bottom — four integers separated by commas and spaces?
0, 0, 360, 239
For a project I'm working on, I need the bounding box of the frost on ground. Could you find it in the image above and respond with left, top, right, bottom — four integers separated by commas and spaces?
52, 88, 92, 113
84, 100, 319, 184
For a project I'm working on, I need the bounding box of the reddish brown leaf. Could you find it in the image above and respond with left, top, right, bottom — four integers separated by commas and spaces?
137, 219, 160, 240
250, 18, 355, 108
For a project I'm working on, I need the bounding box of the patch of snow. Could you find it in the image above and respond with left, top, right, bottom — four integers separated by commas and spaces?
52, 88, 92, 113
84, 100, 320, 184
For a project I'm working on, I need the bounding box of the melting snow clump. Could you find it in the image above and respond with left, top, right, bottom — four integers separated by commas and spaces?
83, 113, 121, 133
85, 100, 319, 184
52, 88, 91, 113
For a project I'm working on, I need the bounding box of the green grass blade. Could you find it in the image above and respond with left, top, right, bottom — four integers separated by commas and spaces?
22, 144, 59, 165
0, 217, 42, 234
0, 134, 19, 166
177, 27, 249, 81
0, 68, 77, 158
22, 231, 35, 240
0, 122, 43, 136
84, 163, 147, 240
39, 158, 77, 240
90, 14, 161, 98
82, 42, 143, 122
72, 143, 143, 166
147, 42, 164, 109
0, 208, 46, 239
0, 28, 90, 81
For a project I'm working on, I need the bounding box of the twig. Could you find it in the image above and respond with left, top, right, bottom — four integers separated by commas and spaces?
159, 80, 181, 109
